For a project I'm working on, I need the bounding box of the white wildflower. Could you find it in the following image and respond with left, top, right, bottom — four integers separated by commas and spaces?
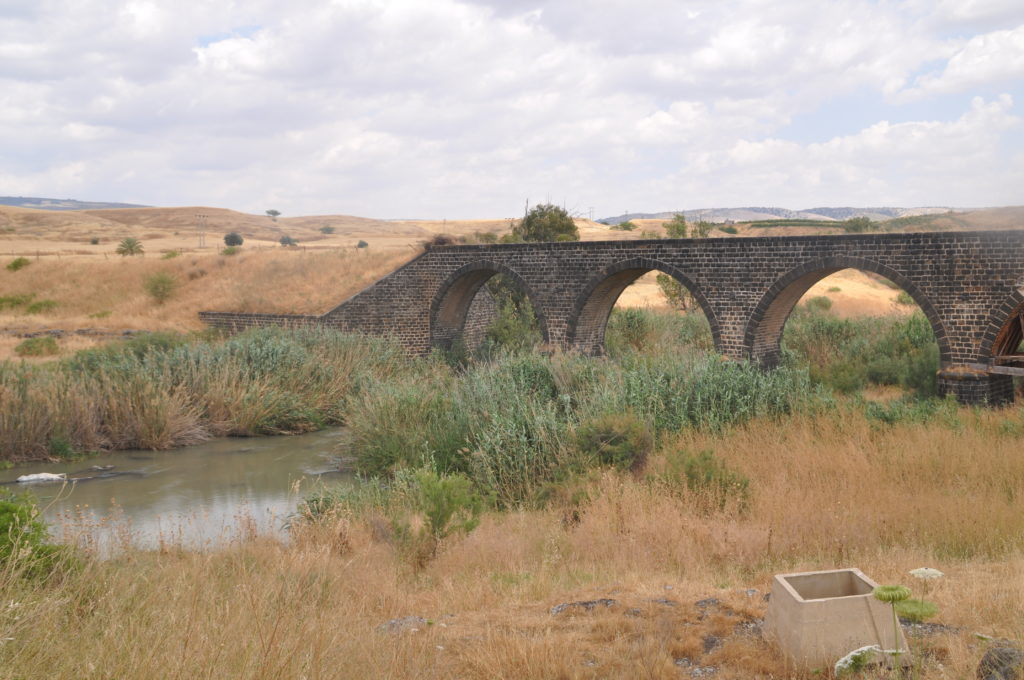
909, 567, 944, 580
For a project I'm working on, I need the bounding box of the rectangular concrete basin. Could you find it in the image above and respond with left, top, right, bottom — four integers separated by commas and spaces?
764, 568, 910, 669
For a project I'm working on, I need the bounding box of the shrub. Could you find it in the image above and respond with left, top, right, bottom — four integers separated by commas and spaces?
719, 225, 738, 234
115, 237, 144, 256
575, 412, 653, 471
7, 257, 31, 272
895, 290, 914, 306
0, 493, 74, 579
612, 220, 637, 231
89, 237, 100, 245
660, 449, 750, 512
804, 295, 833, 313
391, 469, 483, 569
25, 300, 58, 314
664, 213, 687, 238
143, 273, 177, 304
0, 294, 34, 310
357, 240, 368, 248
221, 246, 240, 256
656, 273, 694, 311
161, 250, 180, 260
513, 204, 578, 242
15, 336, 59, 357
224, 232, 244, 247
280, 235, 298, 246
319, 226, 335, 234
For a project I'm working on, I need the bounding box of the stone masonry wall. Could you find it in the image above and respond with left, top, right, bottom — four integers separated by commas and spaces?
200, 229, 1024, 405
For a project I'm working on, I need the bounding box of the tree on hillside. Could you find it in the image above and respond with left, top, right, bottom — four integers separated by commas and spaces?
116, 237, 144, 256
266, 209, 281, 222
224, 232, 244, 247
691, 220, 713, 238
512, 203, 579, 242
280, 235, 298, 246
664, 213, 687, 238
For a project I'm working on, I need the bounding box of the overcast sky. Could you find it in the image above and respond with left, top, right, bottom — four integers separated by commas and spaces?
1, 0, 1023, 219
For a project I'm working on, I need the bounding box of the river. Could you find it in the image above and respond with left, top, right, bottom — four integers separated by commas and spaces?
0, 428, 353, 552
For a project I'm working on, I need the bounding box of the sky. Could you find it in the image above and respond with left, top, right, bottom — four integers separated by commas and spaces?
1, 0, 1023, 219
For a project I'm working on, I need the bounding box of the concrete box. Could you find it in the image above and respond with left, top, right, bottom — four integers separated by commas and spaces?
764, 568, 910, 669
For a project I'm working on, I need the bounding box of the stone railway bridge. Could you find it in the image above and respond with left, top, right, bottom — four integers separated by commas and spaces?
201, 230, 1024, 405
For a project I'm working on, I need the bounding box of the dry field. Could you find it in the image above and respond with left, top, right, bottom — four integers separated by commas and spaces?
4, 412, 1023, 679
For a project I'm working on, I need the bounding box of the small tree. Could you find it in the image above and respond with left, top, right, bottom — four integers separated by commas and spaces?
116, 237, 144, 256
320, 226, 335, 234
664, 213, 688, 238
280, 235, 298, 246
691, 220, 713, 238
224, 232, 244, 247
356, 239, 368, 248
143, 273, 176, 304
266, 209, 281, 222
513, 203, 579, 242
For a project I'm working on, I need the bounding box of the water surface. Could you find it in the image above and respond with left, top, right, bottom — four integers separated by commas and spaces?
0, 429, 352, 551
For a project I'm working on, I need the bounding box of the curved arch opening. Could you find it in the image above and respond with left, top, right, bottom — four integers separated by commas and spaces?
569, 259, 717, 357
988, 297, 1024, 369
430, 263, 548, 355
751, 264, 949, 397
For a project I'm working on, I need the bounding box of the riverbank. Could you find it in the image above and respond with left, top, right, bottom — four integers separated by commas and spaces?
3, 408, 1023, 678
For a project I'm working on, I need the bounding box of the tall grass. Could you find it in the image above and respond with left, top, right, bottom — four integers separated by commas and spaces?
0, 328, 406, 461
347, 349, 824, 506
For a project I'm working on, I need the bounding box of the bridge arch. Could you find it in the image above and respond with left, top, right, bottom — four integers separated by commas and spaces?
980, 288, 1024, 365
744, 256, 953, 367
429, 260, 549, 351
566, 257, 720, 355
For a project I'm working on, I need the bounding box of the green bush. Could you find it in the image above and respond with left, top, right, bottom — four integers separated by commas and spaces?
15, 336, 59, 357
280, 235, 298, 246
224, 232, 244, 247
0, 493, 74, 579
319, 226, 335, 234
0, 293, 34, 310
512, 204, 578, 242
160, 250, 180, 260
575, 412, 653, 471
221, 246, 240, 256
783, 311, 939, 396
6, 257, 31, 272
895, 290, 914, 306
660, 449, 750, 512
143, 272, 177, 304
391, 469, 483, 569
356, 240, 368, 248
612, 220, 637, 231
804, 295, 833, 313
89, 237, 100, 245
718, 225, 738, 234
664, 213, 687, 238
25, 300, 58, 314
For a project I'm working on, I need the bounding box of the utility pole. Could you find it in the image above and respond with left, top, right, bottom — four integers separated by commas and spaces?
588, 206, 594, 221
195, 213, 208, 248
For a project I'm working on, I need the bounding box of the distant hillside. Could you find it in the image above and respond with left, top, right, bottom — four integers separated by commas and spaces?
601, 206, 961, 225
0, 196, 149, 211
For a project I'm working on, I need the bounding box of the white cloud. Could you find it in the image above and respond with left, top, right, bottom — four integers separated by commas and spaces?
0, 0, 1022, 216
901, 25, 1024, 98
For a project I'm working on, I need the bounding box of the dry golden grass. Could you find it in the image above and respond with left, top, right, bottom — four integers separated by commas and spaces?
3, 411, 1023, 679
0, 247, 414, 359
